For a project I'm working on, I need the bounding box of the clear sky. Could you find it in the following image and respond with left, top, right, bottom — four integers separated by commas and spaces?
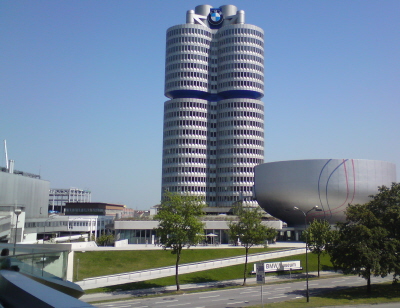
1, 1, 399, 210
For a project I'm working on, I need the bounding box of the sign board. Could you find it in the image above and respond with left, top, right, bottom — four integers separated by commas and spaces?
253, 260, 302, 273
256, 262, 265, 284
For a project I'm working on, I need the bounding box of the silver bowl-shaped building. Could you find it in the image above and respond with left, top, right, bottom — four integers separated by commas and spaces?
254, 159, 396, 227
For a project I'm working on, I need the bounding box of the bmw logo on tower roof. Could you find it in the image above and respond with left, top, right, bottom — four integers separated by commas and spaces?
208, 8, 224, 28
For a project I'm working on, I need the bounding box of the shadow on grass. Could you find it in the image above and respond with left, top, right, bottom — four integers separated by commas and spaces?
183, 276, 218, 284
321, 264, 335, 271
317, 283, 400, 300
283, 282, 400, 303
85, 281, 165, 294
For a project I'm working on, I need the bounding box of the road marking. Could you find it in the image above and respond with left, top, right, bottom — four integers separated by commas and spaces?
268, 295, 287, 299
199, 295, 220, 298
227, 301, 244, 305
167, 303, 191, 307
155, 300, 178, 304
212, 298, 227, 302
240, 290, 259, 294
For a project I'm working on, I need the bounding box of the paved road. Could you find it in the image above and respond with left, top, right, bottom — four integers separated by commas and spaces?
85, 274, 395, 308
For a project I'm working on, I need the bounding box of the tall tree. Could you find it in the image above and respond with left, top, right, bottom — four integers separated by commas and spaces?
366, 183, 400, 281
304, 219, 332, 277
327, 203, 388, 294
154, 191, 205, 291
229, 203, 277, 285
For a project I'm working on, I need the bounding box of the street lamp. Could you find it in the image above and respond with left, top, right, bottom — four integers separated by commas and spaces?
13, 208, 22, 256
294, 205, 320, 302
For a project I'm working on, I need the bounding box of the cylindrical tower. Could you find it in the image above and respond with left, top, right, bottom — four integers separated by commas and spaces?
165, 24, 213, 100
162, 5, 265, 208
161, 98, 209, 197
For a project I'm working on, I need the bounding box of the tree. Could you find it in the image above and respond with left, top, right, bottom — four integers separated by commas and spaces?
96, 232, 115, 246
154, 191, 205, 291
327, 203, 389, 294
304, 219, 332, 277
366, 183, 400, 282
229, 203, 277, 285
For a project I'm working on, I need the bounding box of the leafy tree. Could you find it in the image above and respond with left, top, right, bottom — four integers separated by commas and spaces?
96, 233, 115, 246
327, 203, 389, 294
229, 203, 277, 285
154, 191, 205, 291
304, 219, 332, 277
366, 183, 400, 282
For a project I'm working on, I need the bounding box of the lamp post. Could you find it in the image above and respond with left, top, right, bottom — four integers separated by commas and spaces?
13, 208, 22, 256
293, 205, 319, 302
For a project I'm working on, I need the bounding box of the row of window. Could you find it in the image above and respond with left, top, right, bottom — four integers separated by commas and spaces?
218, 157, 264, 165
166, 80, 207, 89
217, 147, 264, 155
165, 120, 217, 129
163, 157, 216, 164
164, 138, 211, 146
218, 129, 264, 137
163, 147, 217, 156
218, 139, 264, 146
218, 27, 263, 39
219, 71, 264, 82
166, 71, 208, 80
218, 101, 264, 110
219, 36, 263, 47
164, 176, 207, 183
164, 186, 208, 192
218, 110, 263, 119
165, 110, 208, 119
166, 62, 209, 72
167, 27, 212, 38
217, 166, 255, 173
167, 36, 211, 47
164, 129, 208, 137
219, 80, 264, 90
167, 53, 208, 63
165, 100, 211, 110
163, 166, 207, 173
219, 62, 263, 73
167, 44, 209, 54
165, 119, 207, 128
219, 53, 264, 65
218, 120, 263, 128
219, 45, 263, 56
217, 176, 254, 183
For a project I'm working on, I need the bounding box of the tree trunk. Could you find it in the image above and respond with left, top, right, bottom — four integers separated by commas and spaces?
366, 268, 371, 294
243, 246, 249, 286
175, 248, 181, 291
318, 252, 320, 277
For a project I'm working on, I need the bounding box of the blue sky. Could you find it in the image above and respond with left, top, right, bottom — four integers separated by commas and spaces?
1, 1, 399, 209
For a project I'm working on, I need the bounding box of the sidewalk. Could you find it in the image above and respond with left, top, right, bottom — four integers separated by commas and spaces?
72, 242, 306, 251
80, 270, 337, 303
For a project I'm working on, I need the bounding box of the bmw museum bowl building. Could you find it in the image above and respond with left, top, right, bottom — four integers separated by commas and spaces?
254, 159, 396, 239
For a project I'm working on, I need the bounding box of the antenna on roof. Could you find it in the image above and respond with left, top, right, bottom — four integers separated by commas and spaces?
4, 140, 9, 170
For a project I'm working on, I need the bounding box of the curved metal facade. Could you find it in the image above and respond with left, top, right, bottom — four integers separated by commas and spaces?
254, 159, 397, 227
162, 5, 264, 207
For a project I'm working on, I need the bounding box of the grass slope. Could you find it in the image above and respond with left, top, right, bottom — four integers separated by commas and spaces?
79, 249, 333, 293
74, 247, 281, 281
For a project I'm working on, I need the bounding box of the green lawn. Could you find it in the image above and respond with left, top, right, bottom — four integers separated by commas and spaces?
74, 247, 281, 281
78, 248, 334, 293
254, 282, 400, 307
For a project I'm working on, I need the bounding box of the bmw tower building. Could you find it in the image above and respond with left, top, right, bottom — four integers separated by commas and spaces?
162, 5, 264, 208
